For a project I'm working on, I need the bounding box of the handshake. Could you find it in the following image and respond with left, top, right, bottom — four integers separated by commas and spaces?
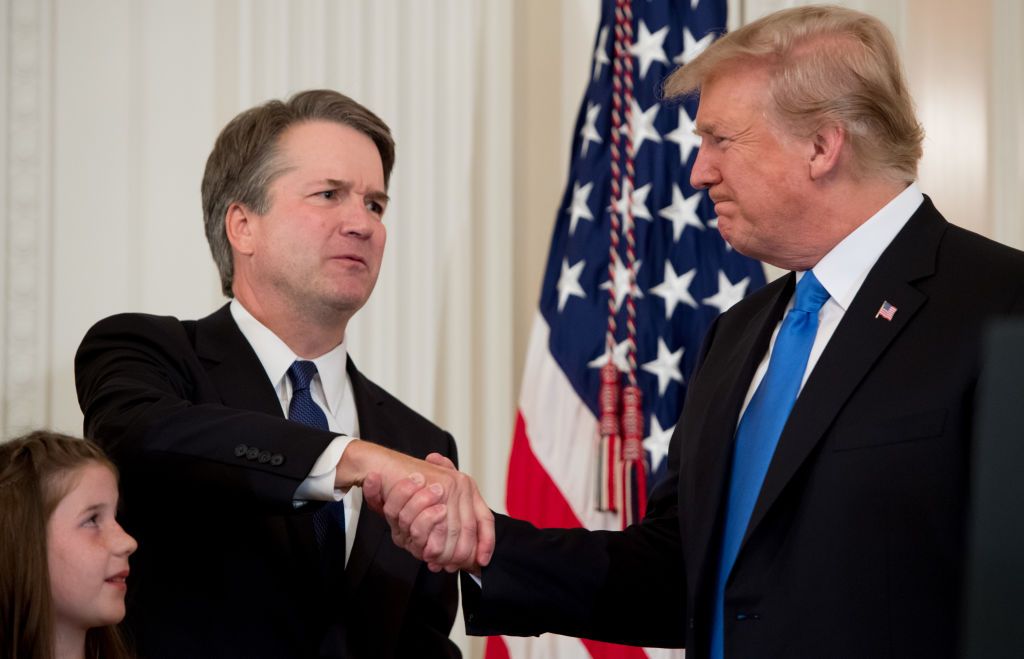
337, 440, 496, 574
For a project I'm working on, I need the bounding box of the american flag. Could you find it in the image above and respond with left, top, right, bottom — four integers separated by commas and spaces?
875, 301, 897, 321
489, 1, 766, 658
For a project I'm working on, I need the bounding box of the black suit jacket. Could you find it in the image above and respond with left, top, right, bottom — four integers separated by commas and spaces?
465, 199, 1024, 658
75, 304, 460, 658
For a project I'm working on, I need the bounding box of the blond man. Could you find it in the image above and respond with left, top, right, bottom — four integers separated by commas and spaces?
381, 7, 1024, 658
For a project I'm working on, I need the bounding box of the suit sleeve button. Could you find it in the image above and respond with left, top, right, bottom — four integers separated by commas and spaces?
270, 454, 284, 466
258, 451, 271, 464
234, 444, 248, 457
246, 447, 259, 460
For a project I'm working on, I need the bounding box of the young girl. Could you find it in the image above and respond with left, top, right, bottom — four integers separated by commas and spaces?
0, 430, 136, 659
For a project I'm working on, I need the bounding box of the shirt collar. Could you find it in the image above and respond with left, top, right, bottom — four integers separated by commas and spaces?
229, 299, 349, 417
809, 183, 924, 310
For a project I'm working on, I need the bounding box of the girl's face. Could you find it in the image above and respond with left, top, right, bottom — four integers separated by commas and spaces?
46, 462, 137, 633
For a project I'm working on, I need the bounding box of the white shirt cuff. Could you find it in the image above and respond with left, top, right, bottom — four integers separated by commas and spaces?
293, 435, 354, 502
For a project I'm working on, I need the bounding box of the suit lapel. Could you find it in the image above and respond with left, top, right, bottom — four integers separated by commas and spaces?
343, 359, 395, 594
687, 275, 795, 593
743, 200, 947, 545
193, 304, 323, 582
194, 304, 283, 416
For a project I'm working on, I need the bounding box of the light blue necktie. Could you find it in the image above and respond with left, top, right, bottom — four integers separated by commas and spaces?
287, 361, 346, 560
710, 271, 830, 659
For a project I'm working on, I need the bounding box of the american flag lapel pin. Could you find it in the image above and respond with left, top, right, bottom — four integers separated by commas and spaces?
875, 300, 897, 321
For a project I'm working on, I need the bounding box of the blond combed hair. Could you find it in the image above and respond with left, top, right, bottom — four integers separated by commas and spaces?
664, 5, 923, 182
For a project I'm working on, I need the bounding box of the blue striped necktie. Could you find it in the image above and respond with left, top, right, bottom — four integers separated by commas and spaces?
287, 360, 346, 561
710, 271, 830, 659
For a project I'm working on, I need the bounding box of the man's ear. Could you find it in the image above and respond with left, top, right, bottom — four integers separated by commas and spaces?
808, 122, 845, 180
225, 202, 256, 256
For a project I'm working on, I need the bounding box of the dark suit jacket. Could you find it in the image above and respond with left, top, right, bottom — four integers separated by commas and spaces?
75, 304, 460, 658
465, 199, 1024, 658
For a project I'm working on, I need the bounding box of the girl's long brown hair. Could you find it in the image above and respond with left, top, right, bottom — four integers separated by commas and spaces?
0, 430, 132, 659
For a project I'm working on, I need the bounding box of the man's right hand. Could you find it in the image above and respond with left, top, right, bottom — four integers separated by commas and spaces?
338, 440, 493, 573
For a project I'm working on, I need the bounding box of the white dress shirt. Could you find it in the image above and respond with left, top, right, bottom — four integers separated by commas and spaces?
230, 299, 361, 565
738, 183, 925, 418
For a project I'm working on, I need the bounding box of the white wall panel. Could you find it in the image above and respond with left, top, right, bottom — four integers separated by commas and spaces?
471, 1, 515, 515
905, 0, 992, 237
135, 0, 222, 317
3, 0, 52, 436
49, 0, 223, 436
992, 0, 1024, 250
0, 0, 7, 435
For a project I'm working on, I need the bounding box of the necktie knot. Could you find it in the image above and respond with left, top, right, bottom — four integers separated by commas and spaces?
286, 360, 328, 431
794, 270, 829, 314
287, 360, 319, 392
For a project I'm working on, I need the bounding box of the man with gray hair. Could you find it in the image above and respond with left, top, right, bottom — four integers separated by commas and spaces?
75, 89, 491, 658
377, 6, 1024, 658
